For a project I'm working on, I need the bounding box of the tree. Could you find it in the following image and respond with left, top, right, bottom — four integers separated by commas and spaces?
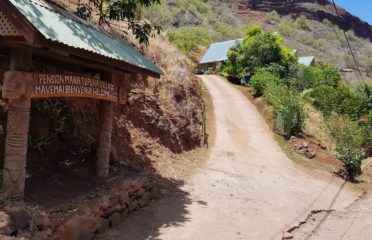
224, 25, 296, 77
76, 0, 162, 45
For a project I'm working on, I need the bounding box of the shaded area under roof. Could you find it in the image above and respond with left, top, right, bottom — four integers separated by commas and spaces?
200, 39, 242, 64
8, 0, 163, 77
298, 56, 315, 66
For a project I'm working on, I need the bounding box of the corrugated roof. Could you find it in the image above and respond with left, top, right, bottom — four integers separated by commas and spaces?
200, 39, 242, 64
9, 0, 163, 76
298, 56, 315, 66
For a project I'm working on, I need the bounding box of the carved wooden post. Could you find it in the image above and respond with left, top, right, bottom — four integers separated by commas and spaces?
3, 49, 32, 199
96, 72, 114, 177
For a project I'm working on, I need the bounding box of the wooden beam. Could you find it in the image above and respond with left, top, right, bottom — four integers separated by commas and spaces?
2, 48, 32, 199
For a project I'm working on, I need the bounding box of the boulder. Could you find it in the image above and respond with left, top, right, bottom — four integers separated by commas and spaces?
7, 207, 31, 232
108, 212, 120, 228
305, 150, 316, 159
0, 212, 11, 235
34, 212, 51, 230
56, 215, 108, 240
0, 235, 28, 240
32, 228, 53, 240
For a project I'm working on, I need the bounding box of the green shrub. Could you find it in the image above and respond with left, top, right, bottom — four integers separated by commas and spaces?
326, 114, 365, 149
222, 46, 244, 77
312, 39, 326, 50
295, 63, 341, 91
168, 27, 221, 53
265, 84, 304, 138
278, 17, 294, 36
307, 85, 368, 119
295, 15, 310, 30
326, 114, 366, 180
265, 10, 280, 23
335, 147, 365, 179
364, 57, 372, 73
346, 30, 358, 42
250, 70, 281, 97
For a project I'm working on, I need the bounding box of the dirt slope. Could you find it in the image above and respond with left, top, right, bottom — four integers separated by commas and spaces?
96, 75, 360, 240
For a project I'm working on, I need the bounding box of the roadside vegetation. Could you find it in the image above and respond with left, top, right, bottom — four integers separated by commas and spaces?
143, 0, 243, 60
222, 25, 372, 181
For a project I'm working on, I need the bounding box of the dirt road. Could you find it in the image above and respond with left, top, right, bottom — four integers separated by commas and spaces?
97, 75, 360, 240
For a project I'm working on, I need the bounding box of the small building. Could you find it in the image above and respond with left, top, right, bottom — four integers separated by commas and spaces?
298, 56, 316, 66
0, 0, 162, 199
199, 39, 242, 70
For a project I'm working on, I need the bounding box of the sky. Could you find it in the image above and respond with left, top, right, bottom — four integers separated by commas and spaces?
333, 0, 372, 25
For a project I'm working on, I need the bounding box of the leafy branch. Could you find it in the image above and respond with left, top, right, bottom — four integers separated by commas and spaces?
76, 0, 162, 45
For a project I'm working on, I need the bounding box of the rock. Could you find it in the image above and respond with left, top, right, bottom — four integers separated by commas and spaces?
118, 191, 130, 206
302, 142, 309, 148
305, 150, 316, 159
7, 207, 31, 231
57, 215, 108, 240
293, 144, 302, 151
95, 219, 109, 234
108, 212, 120, 228
0, 212, 11, 235
128, 200, 138, 212
282, 232, 294, 239
0, 235, 28, 240
32, 228, 53, 240
319, 143, 327, 150
120, 209, 129, 221
34, 212, 51, 230
77, 200, 101, 217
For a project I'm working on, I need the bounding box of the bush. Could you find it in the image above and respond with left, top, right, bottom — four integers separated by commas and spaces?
265, 84, 304, 138
278, 17, 294, 36
307, 85, 368, 119
295, 63, 341, 91
335, 147, 365, 179
249, 70, 281, 97
326, 114, 366, 180
364, 57, 372, 73
295, 15, 310, 30
168, 27, 221, 53
265, 10, 280, 23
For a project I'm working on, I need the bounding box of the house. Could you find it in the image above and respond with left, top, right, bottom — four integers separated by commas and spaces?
199, 39, 243, 70
298, 56, 316, 66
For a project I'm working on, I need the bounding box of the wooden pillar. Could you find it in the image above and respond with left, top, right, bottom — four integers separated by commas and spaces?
3, 49, 32, 199
96, 72, 114, 177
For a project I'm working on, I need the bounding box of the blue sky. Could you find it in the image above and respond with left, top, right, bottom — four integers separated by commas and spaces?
333, 0, 372, 25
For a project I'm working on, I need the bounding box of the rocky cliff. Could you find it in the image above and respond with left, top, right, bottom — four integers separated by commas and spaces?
236, 0, 372, 41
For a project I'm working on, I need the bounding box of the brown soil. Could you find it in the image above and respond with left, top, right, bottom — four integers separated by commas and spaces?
288, 135, 343, 172
97, 75, 359, 240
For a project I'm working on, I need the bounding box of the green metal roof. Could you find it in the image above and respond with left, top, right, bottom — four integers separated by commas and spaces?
9, 0, 163, 77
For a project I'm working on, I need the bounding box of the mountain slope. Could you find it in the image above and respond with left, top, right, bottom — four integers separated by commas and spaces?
150, 0, 372, 83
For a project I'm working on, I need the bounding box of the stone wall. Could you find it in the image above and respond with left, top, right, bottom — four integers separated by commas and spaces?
0, 176, 156, 240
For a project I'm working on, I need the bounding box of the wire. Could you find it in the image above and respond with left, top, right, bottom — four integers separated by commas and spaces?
331, 0, 368, 88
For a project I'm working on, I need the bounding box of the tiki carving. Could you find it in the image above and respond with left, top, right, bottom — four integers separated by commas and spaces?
96, 101, 113, 177
2, 48, 32, 199
3, 99, 31, 198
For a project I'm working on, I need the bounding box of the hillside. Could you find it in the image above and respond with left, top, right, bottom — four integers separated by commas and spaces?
149, 0, 372, 83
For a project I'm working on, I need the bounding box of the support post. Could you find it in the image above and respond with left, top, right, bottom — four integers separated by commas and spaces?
96, 71, 114, 177
3, 48, 32, 199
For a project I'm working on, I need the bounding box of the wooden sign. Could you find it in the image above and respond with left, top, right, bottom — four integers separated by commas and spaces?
3, 71, 121, 102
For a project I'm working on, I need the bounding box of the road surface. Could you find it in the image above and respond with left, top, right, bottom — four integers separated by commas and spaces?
97, 75, 360, 240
